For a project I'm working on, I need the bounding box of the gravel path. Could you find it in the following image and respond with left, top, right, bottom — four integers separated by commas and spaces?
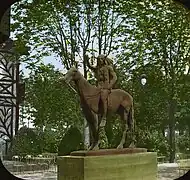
158, 163, 179, 180
14, 172, 56, 180
11, 163, 186, 180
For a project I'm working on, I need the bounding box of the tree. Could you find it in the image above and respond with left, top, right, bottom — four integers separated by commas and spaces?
12, 0, 123, 148
11, 0, 121, 71
11, 0, 190, 158
117, 0, 190, 162
22, 63, 84, 142
9, 126, 41, 156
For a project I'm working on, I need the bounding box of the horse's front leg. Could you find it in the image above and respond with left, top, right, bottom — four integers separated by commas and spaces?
88, 113, 99, 150
98, 110, 109, 148
90, 114, 101, 150
92, 99, 108, 150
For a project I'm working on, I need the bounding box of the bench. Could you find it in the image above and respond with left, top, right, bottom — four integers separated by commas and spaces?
157, 156, 166, 163
177, 159, 190, 176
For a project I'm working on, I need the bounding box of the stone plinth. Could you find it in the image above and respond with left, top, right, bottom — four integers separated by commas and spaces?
70, 147, 147, 156
57, 148, 157, 180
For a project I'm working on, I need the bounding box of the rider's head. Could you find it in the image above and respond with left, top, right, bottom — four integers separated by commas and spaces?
105, 57, 113, 65
97, 54, 109, 67
97, 54, 105, 66
97, 54, 113, 66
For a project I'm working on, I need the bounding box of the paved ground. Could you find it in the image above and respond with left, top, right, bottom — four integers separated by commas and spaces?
158, 163, 179, 180
10, 163, 188, 180
14, 171, 56, 180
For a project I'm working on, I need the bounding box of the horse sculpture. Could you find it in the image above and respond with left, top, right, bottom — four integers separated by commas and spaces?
64, 67, 135, 150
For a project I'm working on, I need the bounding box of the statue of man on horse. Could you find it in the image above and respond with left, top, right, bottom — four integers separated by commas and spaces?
63, 55, 135, 150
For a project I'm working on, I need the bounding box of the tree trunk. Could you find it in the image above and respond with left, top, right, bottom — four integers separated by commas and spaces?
98, 0, 102, 55
83, 51, 90, 149
168, 98, 176, 163
179, 129, 184, 136
15, 62, 20, 135
162, 128, 165, 137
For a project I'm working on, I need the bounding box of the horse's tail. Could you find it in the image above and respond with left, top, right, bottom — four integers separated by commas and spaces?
128, 101, 136, 146
128, 101, 135, 131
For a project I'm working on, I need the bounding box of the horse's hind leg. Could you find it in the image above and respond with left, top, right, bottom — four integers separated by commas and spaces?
117, 109, 129, 149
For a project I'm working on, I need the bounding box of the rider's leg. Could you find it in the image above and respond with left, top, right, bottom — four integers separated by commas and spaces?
98, 99, 109, 148
99, 91, 108, 128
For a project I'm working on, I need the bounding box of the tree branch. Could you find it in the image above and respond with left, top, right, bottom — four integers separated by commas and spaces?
84, 4, 92, 50
53, 11, 71, 69
107, 4, 115, 55
68, 4, 75, 64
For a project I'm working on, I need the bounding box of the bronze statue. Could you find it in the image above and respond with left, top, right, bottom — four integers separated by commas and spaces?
64, 65, 135, 150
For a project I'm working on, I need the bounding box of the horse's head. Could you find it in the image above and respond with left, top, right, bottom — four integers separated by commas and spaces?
64, 67, 81, 83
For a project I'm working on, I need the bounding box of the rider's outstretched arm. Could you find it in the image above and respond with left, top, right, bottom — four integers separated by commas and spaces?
85, 55, 96, 71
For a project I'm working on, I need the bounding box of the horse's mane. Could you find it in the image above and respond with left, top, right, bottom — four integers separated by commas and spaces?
77, 69, 98, 89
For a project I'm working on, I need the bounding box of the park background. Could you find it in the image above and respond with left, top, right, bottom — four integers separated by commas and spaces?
0, 1, 190, 174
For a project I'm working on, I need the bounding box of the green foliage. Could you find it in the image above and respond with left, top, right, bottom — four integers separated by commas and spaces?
176, 135, 190, 154
106, 116, 123, 148
10, 126, 64, 156
114, 0, 190, 161
136, 129, 169, 157
10, 126, 41, 156
11, 0, 190, 160
18, 64, 84, 153
58, 126, 83, 156
36, 126, 59, 153
11, 0, 120, 69
22, 63, 83, 137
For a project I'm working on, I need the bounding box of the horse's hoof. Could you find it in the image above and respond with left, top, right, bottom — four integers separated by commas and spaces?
117, 144, 123, 149
88, 145, 94, 151
92, 145, 99, 151
129, 142, 135, 148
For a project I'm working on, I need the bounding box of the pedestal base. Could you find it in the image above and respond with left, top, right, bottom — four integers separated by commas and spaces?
57, 148, 157, 180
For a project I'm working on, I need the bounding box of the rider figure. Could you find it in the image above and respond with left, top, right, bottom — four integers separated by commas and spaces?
86, 54, 117, 126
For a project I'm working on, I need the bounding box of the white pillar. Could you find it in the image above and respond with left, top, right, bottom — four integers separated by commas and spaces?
84, 118, 90, 149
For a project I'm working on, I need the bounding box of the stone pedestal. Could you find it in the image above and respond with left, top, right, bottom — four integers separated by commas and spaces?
57, 148, 157, 180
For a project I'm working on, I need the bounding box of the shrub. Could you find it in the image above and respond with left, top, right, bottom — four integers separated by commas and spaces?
9, 126, 41, 157
58, 126, 83, 156
136, 129, 169, 157
176, 134, 190, 154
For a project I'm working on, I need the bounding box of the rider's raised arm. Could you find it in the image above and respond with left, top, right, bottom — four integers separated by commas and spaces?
85, 55, 96, 71
108, 65, 117, 89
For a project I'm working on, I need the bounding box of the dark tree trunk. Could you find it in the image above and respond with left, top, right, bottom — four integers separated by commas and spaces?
179, 129, 184, 136
83, 51, 87, 79
168, 98, 176, 163
162, 128, 165, 137
83, 51, 90, 148
15, 62, 20, 135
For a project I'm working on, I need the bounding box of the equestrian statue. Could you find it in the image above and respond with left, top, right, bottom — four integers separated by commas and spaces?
63, 54, 135, 150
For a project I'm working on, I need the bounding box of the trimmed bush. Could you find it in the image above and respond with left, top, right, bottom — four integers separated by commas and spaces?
58, 126, 83, 156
